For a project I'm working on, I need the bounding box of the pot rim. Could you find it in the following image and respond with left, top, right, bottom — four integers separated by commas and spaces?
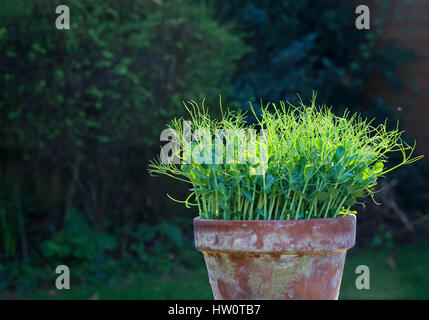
193, 214, 355, 223
194, 214, 356, 254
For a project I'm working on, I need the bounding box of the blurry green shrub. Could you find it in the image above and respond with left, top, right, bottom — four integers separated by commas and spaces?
41, 209, 117, 263
0, 0, 246, 290
0, 0, 245, 149
370, 224, 395, 249
0, 0, 245, 260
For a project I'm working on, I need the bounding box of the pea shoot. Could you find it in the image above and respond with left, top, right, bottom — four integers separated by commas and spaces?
149, 95, 422, 220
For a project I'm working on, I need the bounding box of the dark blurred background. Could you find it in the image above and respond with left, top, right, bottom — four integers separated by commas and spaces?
1, 0, 429, 299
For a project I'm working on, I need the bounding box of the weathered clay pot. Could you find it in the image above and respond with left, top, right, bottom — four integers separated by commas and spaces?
194, 215, 356, 300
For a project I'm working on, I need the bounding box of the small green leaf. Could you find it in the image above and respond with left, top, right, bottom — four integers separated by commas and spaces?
362, 168, 372, 180
264, 174, 275, 192
304, 164, 314, 180
333, 145, 346, 162
243, 191, 254, 202
313, 191, 330, 200
351, 189, 366, 197
372, 162, 384, 174
328, 187, 339, 198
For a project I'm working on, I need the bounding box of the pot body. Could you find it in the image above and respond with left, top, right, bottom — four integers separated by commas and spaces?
194, 215, 356, 300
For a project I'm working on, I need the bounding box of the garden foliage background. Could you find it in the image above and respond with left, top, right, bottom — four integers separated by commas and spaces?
0, 0, 428, 298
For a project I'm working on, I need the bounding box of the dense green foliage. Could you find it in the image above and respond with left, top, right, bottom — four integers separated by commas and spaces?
0, 0, 244, 149
149, 97, 422, 220
0, 0, 245, 290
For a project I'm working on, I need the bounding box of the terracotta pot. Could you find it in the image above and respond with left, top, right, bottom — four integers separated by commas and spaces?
194, 215, 356, 300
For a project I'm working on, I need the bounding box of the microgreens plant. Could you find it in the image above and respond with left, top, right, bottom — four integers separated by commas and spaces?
149, 95, 422, 220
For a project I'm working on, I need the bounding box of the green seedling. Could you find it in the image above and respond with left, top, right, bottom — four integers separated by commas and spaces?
149, 94, 422, 220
